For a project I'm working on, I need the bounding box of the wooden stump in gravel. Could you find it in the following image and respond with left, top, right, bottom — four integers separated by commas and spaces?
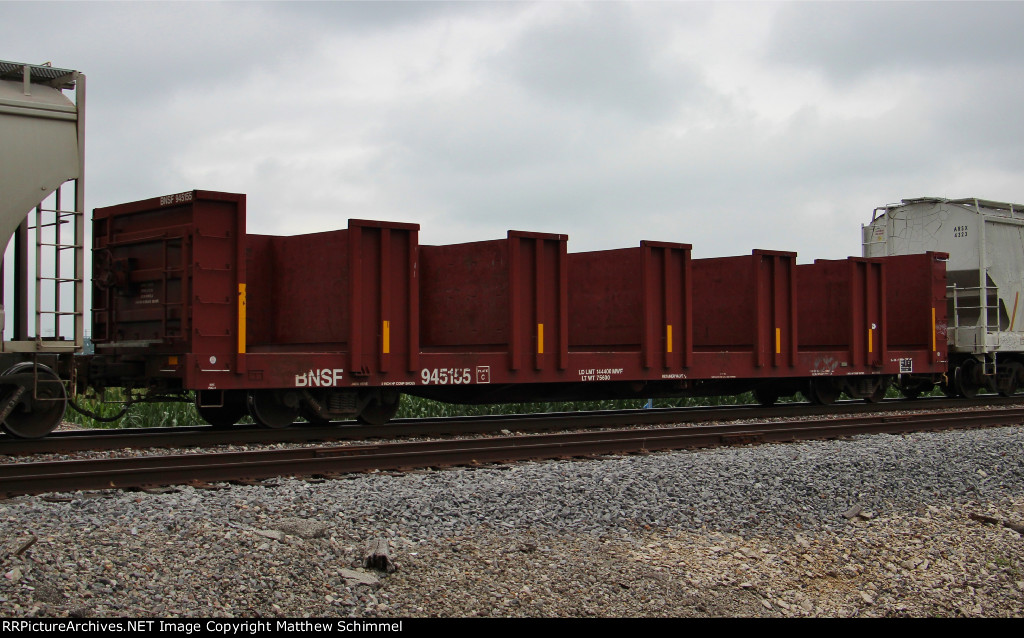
364, 538, 396, 573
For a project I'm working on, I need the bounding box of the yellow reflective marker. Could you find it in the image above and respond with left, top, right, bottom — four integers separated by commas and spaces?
932, 307, 937, 351
383, 320, 391, 354
868, 328, 874, 353
667, 324, 673, 353
537, 323, 544, 354
238, 284, 247, 354
775, 327, 781, 354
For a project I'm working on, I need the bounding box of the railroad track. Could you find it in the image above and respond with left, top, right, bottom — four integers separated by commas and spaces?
1, 403, 1022, 499
4, 395, 1023, 455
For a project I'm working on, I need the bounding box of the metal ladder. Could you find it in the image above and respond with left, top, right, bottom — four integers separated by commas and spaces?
29, 180, 84, 353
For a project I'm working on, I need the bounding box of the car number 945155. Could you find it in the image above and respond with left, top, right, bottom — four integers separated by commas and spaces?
421, 368, 471, 385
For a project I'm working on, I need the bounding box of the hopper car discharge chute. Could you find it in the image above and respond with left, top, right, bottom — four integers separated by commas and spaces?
0, 60, 85, 438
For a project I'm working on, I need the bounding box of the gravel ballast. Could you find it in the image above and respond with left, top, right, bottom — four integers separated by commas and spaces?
1, 425, 1022, 617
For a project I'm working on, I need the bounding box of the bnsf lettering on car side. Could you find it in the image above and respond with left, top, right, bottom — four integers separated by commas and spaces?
295, 368, 344, 387
159, 191, 194, 206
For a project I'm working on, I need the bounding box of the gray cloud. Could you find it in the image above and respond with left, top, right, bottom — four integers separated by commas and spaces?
5, 1, 1023, 267
494, 3, 708, 122
265, 0, 509, 29
768, 2, 1024, 80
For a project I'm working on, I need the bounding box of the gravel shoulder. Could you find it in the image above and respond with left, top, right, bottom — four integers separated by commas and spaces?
1, 425, 1022, 617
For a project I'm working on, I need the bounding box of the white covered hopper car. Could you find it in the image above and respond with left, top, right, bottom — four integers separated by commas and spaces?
0, 60, 85, 437
863, 197, 1024, 397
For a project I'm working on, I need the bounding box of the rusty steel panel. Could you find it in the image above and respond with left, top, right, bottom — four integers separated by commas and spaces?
243, 234, 275, 346
270, 229, 351, 345
882, 252, 949, 365
797, 259, 855, 349
569, 247, 643, 347
753, 250, 797, 370
798, 257, 887, 368
245, 220, 419, 374
420, 239, 508, 348
693, 256, 753, 349
92, 191, 246, 372
854, 259, 886, 369
420, 230, 568, 372
568, 241, 692, 369
347, 220, 420, 374
692, 250, 797, 369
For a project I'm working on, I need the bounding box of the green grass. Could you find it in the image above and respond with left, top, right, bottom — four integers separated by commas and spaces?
394, 392, 758, 419
64, 382, 925, 429
66, 388, 201, 429
65, 389, 764, 429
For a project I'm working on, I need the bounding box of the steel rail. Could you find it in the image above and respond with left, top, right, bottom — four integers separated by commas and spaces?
1, 406, 1022, 498
4, 395, 1023, 455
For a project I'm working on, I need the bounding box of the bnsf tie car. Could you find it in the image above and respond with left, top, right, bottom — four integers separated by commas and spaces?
82, 190, 948, 430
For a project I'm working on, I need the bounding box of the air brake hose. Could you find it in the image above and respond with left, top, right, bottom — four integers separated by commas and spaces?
67, 398, 129, 423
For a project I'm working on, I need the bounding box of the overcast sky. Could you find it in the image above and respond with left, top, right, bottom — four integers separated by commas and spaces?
5, 1, 1024, 260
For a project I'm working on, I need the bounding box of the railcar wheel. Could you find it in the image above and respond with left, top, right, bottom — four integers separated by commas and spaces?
357, 394, 401, 426
196, 391, 247, 428
806, 378, 839, 405
0, 364, 67, 439
864, 379, 890, 403
899, 378, 931, 400
999, 375, 1018, 397
953, 360, 981, 399
997, 363, 1020, 397
301, 408, 332, 425
247, 391, 300, 429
